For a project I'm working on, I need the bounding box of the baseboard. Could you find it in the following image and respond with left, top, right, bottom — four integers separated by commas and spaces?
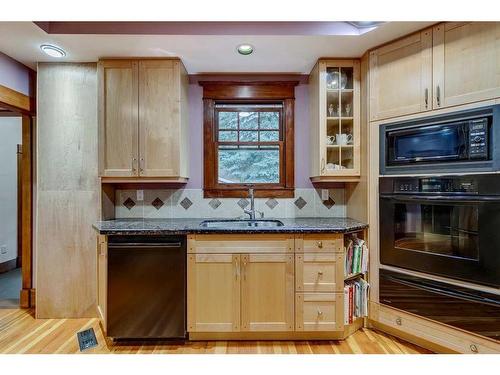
0, 259, 17, 274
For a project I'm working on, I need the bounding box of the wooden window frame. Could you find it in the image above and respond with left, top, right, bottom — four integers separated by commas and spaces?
201, 81, 298, 198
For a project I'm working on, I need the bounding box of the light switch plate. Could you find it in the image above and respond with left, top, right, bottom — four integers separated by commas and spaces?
137, 190, 144, 201
0, 245, 6, 254
321, 189, 329, 201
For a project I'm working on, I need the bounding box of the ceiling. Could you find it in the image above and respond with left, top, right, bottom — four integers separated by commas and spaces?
0, 21, 434, 73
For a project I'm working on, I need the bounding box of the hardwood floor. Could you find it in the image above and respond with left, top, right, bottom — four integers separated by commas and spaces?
0, 309, 431, 354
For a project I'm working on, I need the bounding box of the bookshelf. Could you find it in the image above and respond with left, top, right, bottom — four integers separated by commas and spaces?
343, 230, 369, 328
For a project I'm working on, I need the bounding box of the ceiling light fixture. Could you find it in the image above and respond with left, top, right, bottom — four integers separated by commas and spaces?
348, 21, 384, 29
40, 44, 66, 58
237, 44, 254, 55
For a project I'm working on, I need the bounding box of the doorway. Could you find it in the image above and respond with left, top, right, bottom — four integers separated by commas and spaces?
0, 111, 22, 308
0, 82, 34, 310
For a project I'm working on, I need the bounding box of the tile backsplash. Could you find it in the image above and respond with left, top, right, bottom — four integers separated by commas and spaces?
115, 188, 346, 219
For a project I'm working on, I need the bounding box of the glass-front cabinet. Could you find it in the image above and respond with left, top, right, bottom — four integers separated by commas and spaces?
309, 59, 360, 181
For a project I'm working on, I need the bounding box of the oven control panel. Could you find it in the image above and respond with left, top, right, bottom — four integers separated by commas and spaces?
393, 177, 478, 193
468, 118, 489, 159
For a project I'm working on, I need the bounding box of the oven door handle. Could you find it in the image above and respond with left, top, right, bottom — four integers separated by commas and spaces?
379, 194, 500, 203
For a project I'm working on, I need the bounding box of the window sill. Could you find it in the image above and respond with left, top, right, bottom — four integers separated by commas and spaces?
204, 188, 294, 199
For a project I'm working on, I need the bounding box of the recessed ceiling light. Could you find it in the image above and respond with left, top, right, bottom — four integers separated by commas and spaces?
348, 21, 384, 28
237, 44, 254, 56
40, 44, 66, 58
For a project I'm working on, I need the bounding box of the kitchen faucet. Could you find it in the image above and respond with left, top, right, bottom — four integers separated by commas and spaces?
243, 186, 263, 220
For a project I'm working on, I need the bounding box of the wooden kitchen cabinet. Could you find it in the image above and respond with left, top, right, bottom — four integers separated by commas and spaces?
98, 60, 139, 177
295, 253, 343, 293
296, 293, 343, 331
240, 254, 294, 332
432, 22, 500, 109
309, 59, 361, 181
98, 58, 189, 179
96, 235, 108, 333
369, 28, 433, 121
187, 254, 241, 332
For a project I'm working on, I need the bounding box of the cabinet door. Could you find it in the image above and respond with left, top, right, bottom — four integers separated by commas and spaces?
96, 235, 107, 333
138, 60, 180, 177
98, 60, 139, 177
369, 28, 433, 121
433, 22, 500, 109
241, 254, 294, 332
187, 254, 240, 332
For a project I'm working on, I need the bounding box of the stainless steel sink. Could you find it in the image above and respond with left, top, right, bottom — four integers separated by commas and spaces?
199, 219, 284, 228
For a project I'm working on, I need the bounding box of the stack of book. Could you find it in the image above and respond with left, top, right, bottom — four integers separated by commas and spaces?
343, 278, 370, 324
344, 237, 368, 277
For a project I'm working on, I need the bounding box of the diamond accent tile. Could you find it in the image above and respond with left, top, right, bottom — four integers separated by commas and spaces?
237, 198, 249, 209
208, 198, 221, 210
265, 198, 279, 210
322, 197, 336, 209
123, 197, 136, 210
180, 197, 193, 210
294, 196, 307, 210
151, 197, 164, 210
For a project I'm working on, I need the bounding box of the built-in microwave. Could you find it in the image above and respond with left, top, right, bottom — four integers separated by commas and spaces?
380, 105, 500, 175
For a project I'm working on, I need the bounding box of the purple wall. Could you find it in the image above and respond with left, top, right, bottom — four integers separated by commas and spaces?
0, 52, 32, 96
186, 83, 312, 189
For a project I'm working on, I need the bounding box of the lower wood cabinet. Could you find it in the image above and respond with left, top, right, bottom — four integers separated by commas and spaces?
187, 252, 294, 333
187, 254, 240, 332
296, 293, 343, 332
96, 235, 107, 333
186, 234, 353, 338
241, 254, 294, 332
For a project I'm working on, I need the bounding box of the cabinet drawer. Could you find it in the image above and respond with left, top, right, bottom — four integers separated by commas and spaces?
296, 293, 343, 331
296, 234, 343, 253
188, 234, 294, 254
295, 253, 343, 292
376, 304, 500, 354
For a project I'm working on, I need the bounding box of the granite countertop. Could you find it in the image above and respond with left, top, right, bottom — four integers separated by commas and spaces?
93, 217, 368, 235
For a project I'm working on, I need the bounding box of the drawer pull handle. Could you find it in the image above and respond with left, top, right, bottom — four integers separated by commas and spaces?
317, 309, 323, 316
395, 317, 402, 326
470, 344, 478, 353
317, 271, 323, 277
317, 241, 323, 248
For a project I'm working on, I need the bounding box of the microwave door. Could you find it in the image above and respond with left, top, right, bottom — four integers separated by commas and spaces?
387, 123, 468, 165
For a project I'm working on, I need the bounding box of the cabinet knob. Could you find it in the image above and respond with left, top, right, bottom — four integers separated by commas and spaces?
317, 241, 323, 248
395, 317, 402, 326
317, 309, 323, 316
470, 344, 478, 353
317, 270, 323, 277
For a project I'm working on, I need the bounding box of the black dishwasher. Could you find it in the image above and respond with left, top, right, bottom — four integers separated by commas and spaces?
107, 235, 186, 339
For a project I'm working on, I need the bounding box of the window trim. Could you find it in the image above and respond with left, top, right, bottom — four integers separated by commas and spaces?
201, 81, 297, 198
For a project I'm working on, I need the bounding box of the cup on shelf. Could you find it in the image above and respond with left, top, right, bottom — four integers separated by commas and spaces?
325, 163, 346, 170
336, 133, 353, 145
326, 135, 336, 145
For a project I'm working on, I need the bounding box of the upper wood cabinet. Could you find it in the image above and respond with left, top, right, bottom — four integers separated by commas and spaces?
99, 60, 139, 177
98, 58, 189, 179
309, 59, 361, 181
369, 22, 500, 121
369, 28, 433, 121
432, 22, 500, 109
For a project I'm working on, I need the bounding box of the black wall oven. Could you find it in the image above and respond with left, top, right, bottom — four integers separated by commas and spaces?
379, 174, 500, 287
380, 105, 500, 175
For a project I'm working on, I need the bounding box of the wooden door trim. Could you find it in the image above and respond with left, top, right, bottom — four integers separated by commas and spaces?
19, 115, 33, 308
0, 84, 31, 114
